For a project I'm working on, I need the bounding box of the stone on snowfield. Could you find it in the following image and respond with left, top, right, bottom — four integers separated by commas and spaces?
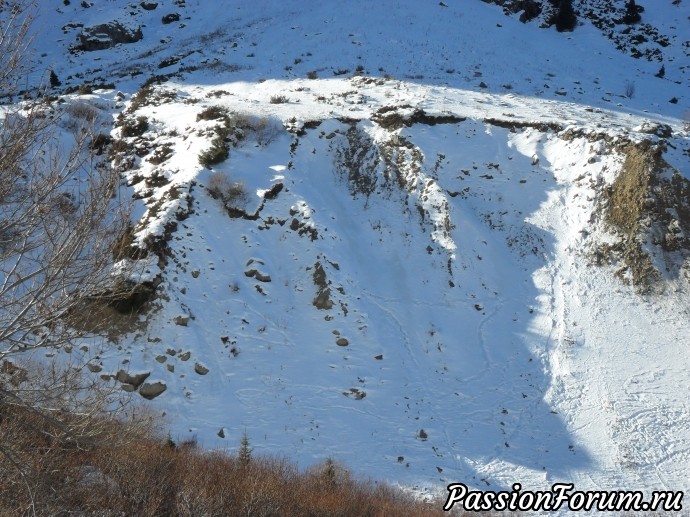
74, 22, 143, 52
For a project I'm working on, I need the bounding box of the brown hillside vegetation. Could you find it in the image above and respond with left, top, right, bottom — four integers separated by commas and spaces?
0, 364, 453, 517
599, 139, 690, 292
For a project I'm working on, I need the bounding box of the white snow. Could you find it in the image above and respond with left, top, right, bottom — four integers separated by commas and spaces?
8, 0, 690, 511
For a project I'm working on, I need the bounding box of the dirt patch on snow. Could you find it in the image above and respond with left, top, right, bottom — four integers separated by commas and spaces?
598, 140, 690, 291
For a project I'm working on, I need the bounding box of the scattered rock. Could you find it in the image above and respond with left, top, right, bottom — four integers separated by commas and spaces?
155, 355, 167, 363
115, 370, 150, 389
343, 388, 366, 400
1, 361, 27, 386
374, 354, 383, 360
174, 315, 190, 326
86, 363, 102, 373
313, 288, 333, 310
637, 122, 672, 138
336, 337, 349, 346
191, 269, 200, 278
217, 428, 225, 438
139, 381, 167, 400
179, 351, 191, 361
194, 363, 209, 375
263, 182, 283, 200
140, 1, 158, 10
255, 272, 271, 283
312, 262, 333, 310
162, 13, 180, 24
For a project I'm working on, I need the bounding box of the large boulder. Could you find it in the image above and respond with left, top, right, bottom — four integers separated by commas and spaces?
74, 22, 143, 51
139, 381, 167, 400
115, 370, 150, 389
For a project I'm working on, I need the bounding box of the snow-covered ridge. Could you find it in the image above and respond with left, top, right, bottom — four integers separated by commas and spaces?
73, 68, 687, 502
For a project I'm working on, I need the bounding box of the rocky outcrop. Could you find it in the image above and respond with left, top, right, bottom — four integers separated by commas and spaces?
74, 22, 143, 52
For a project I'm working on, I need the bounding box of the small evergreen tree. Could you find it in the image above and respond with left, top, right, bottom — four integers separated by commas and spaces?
238, 431, 252, 466
655, 64, 665, 78
49, 69, 61, 88
323, 457, 337, 487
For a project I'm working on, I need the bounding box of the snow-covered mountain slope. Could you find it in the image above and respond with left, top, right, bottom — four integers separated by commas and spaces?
13, 0, 690, 507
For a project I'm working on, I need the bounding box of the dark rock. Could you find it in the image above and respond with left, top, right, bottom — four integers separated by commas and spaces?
162, 13, 180, 24
263, 182, 283, 200
115, 370, 150, 389
254, 272, 271, 283
638, 122, 672, 139
139, 381, 167, 399
174, 315, 190, 326
194, 363, 209, 375
74, 22, 143, 52
313, 287, 333, 310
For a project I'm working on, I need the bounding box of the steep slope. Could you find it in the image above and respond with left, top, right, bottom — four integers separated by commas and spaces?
8, 0, 690, 507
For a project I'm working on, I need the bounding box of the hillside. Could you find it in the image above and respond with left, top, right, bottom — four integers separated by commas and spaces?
4, 0, 690, 510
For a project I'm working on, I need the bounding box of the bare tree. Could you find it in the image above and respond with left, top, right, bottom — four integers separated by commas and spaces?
0, 5, 150, 514
1, 1, 131, 364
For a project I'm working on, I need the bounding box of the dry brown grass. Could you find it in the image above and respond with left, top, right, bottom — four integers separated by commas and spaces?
0, 363, 451, 517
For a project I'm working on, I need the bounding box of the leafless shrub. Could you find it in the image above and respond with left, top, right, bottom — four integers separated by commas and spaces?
196, 104, 227, 121
0, 1, 33, 99
120, 114, 149, 137
207, 171, 247, 209
0, 359, 155, 516
269, 94, 289, 104
624, 80, 635, 99
0, 367, 451, 516
252, 115, 281, 146
64, 100, 99, 123
1, 0, 135, 456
